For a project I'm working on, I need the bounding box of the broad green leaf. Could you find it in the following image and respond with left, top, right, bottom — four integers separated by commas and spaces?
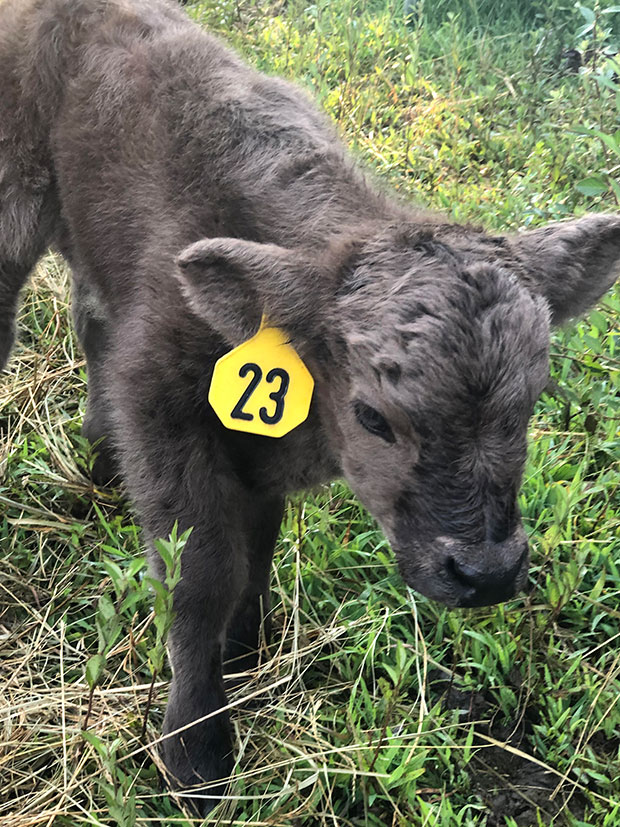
85, 653, 105, 689
98, 593, 116, 622
575, 176, 608, 196
576, 5, 596, 24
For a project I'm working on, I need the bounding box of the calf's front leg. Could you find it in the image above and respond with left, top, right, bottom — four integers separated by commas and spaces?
161, 581, 236, 811
148, 505, 250, 814
224, 494, 284, 674
116, 427, 253, 812
160, 493, 284, 807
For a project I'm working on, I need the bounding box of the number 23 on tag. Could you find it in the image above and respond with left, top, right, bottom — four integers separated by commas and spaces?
208, 324, 315, 438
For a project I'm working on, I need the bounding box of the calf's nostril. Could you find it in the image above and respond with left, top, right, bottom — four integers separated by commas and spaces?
448, 557, 483, 588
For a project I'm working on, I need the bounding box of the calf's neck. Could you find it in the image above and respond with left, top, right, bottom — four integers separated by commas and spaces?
1, 0, 619, 812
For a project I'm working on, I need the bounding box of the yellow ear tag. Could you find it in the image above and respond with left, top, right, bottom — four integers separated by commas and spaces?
208, 319, 314, 438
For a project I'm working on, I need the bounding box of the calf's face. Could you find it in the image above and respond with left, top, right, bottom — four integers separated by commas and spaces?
333, 251, 550, 607
177, 215, 620, 608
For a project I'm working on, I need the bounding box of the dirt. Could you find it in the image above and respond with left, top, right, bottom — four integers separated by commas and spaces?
433, 677, 589, 826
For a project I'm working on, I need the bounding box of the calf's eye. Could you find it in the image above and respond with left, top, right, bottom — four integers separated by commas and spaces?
353, 401, 395, 443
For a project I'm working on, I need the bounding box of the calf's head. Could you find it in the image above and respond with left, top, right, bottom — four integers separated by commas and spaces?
177, 215, 620, 608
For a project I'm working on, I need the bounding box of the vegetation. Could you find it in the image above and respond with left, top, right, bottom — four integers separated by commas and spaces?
1, 0, 619, 824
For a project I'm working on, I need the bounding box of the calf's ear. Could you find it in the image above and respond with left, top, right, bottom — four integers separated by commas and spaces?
176, 238, 328, 346
511, 214, 620, 325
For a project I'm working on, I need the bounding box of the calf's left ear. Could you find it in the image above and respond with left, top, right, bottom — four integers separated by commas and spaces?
511, 214, 620, 324
176, 238, 329, 346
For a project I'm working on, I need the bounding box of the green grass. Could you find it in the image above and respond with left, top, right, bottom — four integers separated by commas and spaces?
1, 0, 619, 825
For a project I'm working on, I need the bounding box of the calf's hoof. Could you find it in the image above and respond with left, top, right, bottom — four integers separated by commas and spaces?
160, 717, 234, 815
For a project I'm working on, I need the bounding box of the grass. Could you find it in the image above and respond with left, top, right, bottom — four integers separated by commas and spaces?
1, 0, 619, 824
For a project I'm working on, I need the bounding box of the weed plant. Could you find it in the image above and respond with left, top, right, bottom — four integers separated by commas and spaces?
0, 0, 619, 825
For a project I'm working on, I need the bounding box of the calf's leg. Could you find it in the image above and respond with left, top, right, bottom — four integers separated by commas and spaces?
0, 140, 59, 368
224, 494, 284, 674
0, 188, 56, 370
152, 497, 249, 814
0, 258, 37, 369
71, 274, 118, 484
111, 391, 256, 813
161, 560, 241, 814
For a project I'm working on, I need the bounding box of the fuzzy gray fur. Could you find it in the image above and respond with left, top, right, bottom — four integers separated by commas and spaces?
1, 0, 619, 812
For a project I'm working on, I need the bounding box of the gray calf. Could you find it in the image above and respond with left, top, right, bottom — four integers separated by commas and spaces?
1, 0, 618, 813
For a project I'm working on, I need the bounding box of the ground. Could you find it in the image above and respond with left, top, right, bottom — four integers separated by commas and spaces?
0, 0, 619, 825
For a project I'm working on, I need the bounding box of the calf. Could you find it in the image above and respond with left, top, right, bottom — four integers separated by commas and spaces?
1, 0, 618, 813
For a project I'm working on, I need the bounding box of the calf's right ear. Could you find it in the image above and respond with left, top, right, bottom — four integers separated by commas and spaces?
176, 237, 329, 347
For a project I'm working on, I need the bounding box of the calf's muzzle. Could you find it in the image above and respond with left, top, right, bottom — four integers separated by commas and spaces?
397, 529, 530, 608
446, 541, 529, 607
